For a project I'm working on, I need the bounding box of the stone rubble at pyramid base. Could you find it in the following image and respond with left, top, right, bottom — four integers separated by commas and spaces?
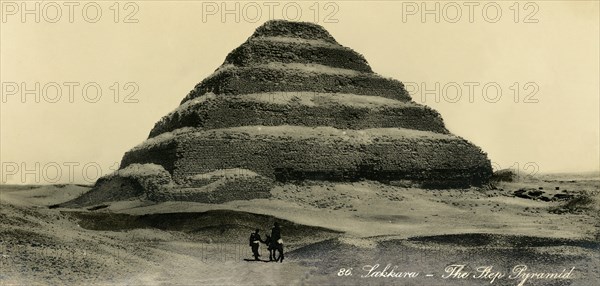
62, 164, 275, 207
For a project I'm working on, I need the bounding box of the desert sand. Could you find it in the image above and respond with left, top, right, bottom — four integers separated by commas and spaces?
1, 173, 598, 285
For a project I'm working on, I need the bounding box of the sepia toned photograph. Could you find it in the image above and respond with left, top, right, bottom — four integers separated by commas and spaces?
1, 1, 598, 285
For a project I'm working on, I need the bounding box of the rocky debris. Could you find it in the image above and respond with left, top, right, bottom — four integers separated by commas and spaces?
513, 188, 575, 202
553, 193, 573, 200
491, 169, 518, 182
549, 192, 596, 214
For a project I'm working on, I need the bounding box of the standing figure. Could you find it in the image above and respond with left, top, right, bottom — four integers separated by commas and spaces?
271, 222, 284, 262
264, 234, 276, 261
248, 229, 263, 261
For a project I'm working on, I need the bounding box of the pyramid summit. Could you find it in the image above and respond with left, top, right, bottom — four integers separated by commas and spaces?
66, 20, 492, 206
249, 20, 338, 43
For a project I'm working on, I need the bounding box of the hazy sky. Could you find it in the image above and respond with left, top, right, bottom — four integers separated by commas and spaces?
1, 1, 598, 184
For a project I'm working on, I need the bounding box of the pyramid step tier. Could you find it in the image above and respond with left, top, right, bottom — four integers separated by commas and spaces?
181, 64, 411, 104
122, 126, 492, 188
224, 37, 372, 72
150, 92, 448, 138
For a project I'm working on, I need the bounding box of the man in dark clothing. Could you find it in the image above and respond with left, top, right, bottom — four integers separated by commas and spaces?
249, 229, 263, 261
271, 222, 284, 262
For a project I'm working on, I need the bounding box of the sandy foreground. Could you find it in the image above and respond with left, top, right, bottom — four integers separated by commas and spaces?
1, 175, 598, 285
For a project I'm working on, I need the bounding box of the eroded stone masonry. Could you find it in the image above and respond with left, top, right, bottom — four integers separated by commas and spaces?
67, 20, 492, 206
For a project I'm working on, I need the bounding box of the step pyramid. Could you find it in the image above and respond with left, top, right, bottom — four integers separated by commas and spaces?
67, 20, 492, 206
